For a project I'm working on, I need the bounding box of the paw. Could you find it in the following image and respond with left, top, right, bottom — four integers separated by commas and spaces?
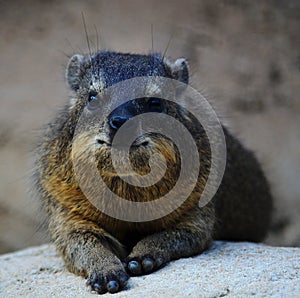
125, 254, 165, 276
86, 268, 129, 294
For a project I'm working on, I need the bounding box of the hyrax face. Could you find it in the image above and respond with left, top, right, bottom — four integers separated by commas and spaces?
67, 52, 189, 182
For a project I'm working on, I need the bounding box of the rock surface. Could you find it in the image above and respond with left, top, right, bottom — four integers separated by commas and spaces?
0, 242, 299, 297
1, 0, 300, 255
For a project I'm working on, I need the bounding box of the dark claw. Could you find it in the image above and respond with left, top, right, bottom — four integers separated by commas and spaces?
92, 282, 106, 294
155, 257, 164, 268
93, 283, 101, 291
107, 280, 119, 293
118, 272, 129, 287
142, 257, 154, 272
128, 260, 142, 275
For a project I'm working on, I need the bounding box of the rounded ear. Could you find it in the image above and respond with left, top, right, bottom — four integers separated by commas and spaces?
164, 57, 189, 85
66, 54, 85, 91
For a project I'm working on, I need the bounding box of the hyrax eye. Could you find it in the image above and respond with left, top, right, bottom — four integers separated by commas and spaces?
148, 98, 163, 112
88, 91, 98, 102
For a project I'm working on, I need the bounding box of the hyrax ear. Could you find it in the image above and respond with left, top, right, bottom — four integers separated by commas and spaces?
66, 54, 86, 91
164, 57, 189, 85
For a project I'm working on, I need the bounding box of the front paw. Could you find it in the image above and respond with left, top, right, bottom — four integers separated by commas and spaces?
86, 267, 129, 294
125, 254, 165, 276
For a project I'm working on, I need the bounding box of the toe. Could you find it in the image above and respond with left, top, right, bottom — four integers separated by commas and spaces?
107, 280, 119, 293
118, 271, 129, 288
86, 269, 129, 294
154, 256, 164, 269
127, 260, 142, 275
142, 257, 154, 273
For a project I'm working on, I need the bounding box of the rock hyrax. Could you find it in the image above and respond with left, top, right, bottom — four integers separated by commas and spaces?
34, 51, 273, 294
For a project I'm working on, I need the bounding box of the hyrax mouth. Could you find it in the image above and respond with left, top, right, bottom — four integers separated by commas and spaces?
94, 134, 178, 179
95, 135, 151, 150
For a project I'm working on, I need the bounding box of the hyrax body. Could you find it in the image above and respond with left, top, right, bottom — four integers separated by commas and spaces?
34, 51, 273, 294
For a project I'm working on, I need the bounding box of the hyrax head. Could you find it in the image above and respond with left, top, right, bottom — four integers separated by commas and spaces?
66, 51, 189, 177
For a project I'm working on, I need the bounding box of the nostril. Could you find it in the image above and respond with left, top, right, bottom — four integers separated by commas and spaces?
133, 140, 149, 148
97, 139, 106, 145
140, 141, 149, 147
109, 116, 128, 130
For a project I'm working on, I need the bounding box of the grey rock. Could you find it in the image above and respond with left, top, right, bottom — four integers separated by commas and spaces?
0, 242, 299, 297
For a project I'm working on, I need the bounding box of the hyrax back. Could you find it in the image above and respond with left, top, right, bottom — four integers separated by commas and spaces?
34, 51, 272, 294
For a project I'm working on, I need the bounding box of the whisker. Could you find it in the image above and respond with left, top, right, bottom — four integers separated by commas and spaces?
151, 23, 154, 53
76, 45, 84, 53
65, 37, 76, 54
81, 12, 93, 58
94, 24, 100, 53
162, 31, 175, 59
57, 49, 71, 58
81, 12, 96, 84
89, 39, 97, 52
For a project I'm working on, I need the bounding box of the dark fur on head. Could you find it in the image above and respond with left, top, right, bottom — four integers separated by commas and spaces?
66, 51, 188, 92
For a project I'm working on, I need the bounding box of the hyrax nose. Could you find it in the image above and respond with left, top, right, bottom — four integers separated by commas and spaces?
109, 115, 129, 130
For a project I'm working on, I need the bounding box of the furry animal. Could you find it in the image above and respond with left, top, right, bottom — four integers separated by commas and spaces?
34, 51, 272, 294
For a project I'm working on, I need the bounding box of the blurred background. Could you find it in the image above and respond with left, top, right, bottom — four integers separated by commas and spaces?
0, 0, 299, 254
